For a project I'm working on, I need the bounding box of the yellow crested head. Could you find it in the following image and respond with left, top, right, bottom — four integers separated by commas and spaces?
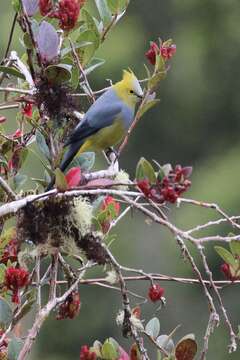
113, 69, 143, 108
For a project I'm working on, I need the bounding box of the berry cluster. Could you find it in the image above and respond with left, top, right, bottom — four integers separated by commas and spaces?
39, 0, 85, 31
148, 284, 165, 302
80, 345, 97, 360
138, 165, 192, 204
145, 40, 176, 65
57, 291, 81, 320
4, 267, 29, 303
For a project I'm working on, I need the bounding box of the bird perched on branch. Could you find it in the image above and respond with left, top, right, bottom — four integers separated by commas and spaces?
46, 70, 143, 190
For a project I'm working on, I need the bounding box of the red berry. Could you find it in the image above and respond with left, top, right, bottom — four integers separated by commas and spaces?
145, 42, 159, 65
220, 263, 237, 281
39, 0, 53, 16
80, 345, 97, 360
160, 44, 176, 60
22, 103, 33, 118
137, 179, 151, 197
5, 267, 29, 303
148, 284, 164, 302
58, 0, 81, 31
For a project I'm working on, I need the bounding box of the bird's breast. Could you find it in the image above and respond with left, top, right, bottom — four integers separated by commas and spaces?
89, 118, 126, 150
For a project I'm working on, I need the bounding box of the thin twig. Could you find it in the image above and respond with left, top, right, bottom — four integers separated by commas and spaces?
198, 244, 237, 354
0, 87, 33, 95
103, 245, 150, 360
18, 263, 93, 360
1, 13, 18, 64
0, 176, 17, 200
0, 103, 19, 110
118, 89, 151, 156
178, 197, 240, 230
69, 39, 95, 102
101, 13, 118, 42
35, 255, 41, 312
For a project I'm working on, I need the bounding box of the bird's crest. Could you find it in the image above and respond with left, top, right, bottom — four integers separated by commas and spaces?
122, 69, 136, 86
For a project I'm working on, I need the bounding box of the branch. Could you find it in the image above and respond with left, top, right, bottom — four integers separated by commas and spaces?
0, 87, 33, 95
118, 90, 151, 156
198, 244, 237, 353
1, 13, 18, 64
103, 245, 150, 360
0, 176, 17, 200
69, 39, 95, 102
18, 262, 94, 360
178, 197, 240, 230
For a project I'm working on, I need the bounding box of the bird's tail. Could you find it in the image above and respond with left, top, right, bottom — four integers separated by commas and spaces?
45, 142, 82, 191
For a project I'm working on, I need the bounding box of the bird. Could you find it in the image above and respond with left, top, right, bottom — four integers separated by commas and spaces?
46, 70, 143, 190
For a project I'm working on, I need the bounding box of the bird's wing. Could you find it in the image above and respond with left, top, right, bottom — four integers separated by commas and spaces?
65, 99, 122, 147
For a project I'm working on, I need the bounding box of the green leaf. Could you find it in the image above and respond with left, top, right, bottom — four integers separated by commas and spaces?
61, 41, 92, 57
13, 289, 36, 324
92, 195, 105, 214
21, 148, 29, 166
0, 66, 25, 80
155, 54, 166, 73
69, 152, 95, 172
84, 58, 105, 76
54, 168, 68, 191
31, 177, 48, 188
77, 30, 100, 66
90, 340, 102, 357
8, 337, 24, 360
237, 325, 240, 339
12, 0, 20, 11
0, 227, 16, 253
106, 0, 128, 13
101, 340, 118, 360
136, 157, 157, 184
229, 239, 240, 257
0, 264, 6, 283
23, 32, 33, 49
175, 334, 197, 360
71, 65, 80, 89
0, 297, 13, 328
145, 317, 160, 339
36, 130, 51, 161
148, 70, 166, 90
108, 337, 120, 351
138, 99, 160, 118
156, 335, 175, 355
13, 174, 28, 189
95, 0, 112, 26
81, 9, 100, 47
44, 64, 72, 85
214, 246, 237, 269
157, 350, 162, 360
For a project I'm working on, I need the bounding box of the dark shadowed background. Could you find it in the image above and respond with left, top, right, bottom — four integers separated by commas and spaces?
1, 0, 240, 359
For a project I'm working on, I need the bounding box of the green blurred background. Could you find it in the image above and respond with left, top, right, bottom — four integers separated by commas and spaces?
1, 0, 240, 358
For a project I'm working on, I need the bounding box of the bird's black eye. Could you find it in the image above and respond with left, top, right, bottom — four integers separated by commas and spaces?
129, 90, 134, 94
